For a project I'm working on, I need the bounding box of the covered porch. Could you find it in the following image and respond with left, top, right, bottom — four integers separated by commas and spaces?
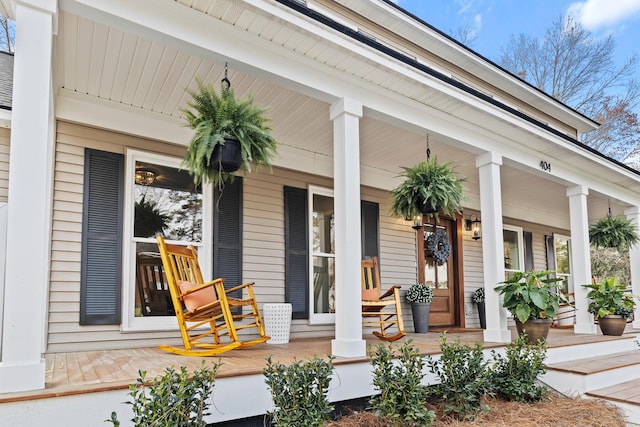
3, 0, 640, 399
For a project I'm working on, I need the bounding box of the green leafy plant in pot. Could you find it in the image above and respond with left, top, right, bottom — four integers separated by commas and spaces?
390, 157, 466, 221
583, 276, 637, 336
495, 270, 568, 344
181, 76, 278, 188
405, 283, 433, 333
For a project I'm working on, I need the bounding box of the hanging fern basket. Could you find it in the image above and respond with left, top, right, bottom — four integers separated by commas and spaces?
589, 215, 640, 249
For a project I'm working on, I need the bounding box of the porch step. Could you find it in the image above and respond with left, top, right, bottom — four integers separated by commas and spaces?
544, 349, 640, 395
586, 379, 640, 426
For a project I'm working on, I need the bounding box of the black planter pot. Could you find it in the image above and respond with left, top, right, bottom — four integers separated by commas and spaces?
515, 318, 552, 344
416, 196, 439, 215
476, 302, 486, 329
211, 136, 242, 172
598, 315, 627, 336
410, 303, 431, 333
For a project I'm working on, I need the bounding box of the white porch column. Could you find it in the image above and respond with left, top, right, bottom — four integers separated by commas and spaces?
0, 0, 57, 392
476, 152, 511, 343
329, 97, 366, 358
567, 185, 597, 334
625, 207, 640, 328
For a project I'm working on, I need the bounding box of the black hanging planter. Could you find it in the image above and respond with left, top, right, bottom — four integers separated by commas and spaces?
417, 196, 439, 215
211, 136, 242, 172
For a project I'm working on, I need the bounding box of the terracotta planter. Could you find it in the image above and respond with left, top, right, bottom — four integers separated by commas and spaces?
410, 303, 431, 333
211, 136, 242, 172
598, 315, 627, 336
515, 318, 552, 344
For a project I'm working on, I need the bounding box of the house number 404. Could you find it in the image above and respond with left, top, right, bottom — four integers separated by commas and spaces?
540, 160, 551, 172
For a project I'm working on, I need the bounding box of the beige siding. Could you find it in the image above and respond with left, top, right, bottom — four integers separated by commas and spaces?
0, 127, 10, 202
48, 122, 186, 352
49, 123, 417, 349
49, 122, 574, 350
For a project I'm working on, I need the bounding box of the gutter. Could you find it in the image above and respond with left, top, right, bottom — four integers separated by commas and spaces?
274, 0, 640, 178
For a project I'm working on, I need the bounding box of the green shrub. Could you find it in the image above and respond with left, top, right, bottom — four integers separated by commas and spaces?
369, 341, 435, 426
426, 334, 492, 420
263, 355, 335, 427
107, 360, 221, 427
489, 335, 548, 402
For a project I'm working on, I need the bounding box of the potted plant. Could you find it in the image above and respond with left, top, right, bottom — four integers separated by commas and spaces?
405, 283, 434, 333
495, 270, 567, 344
472, 287, 486, 329
181, 77, 278, 188
589, 215, 640, 249
583, 276, 636, 336
390, 157, 466, 220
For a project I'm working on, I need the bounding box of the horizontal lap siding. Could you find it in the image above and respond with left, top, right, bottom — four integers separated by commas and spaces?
48, 122, 184, 352
0, 127, 10, 202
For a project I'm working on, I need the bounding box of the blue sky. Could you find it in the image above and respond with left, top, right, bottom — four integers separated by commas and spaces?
393, 0, 640, 83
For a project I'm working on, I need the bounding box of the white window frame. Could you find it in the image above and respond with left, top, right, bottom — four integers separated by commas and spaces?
503, 224, 524, 276
121, 149, 214, 332
553, 233, 573, 293
308, 185, 335, 325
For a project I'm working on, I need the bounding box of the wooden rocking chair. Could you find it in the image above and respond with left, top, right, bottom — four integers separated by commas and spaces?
361, 257, 405, 341
156, 236, 269, 356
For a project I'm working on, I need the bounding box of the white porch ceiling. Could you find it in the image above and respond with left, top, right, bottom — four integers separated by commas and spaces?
53, 0, 637, 226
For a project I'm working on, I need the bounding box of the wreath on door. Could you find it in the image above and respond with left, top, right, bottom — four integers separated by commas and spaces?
427, 228, 451, 264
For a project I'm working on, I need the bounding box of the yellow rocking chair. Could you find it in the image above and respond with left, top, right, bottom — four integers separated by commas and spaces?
361, 256, 406, 341
156, 236, 269, 356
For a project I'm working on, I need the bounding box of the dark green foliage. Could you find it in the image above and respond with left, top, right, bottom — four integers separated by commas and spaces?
583, 276, 637, 319
426, 334, 492, 420
181, 77, 278, 187
263, 355, 335, 427
134, 195, 170, 237
589, 215, 640, 249
369, 341, 435, 426
389, 157, 466, 221
495, 270, 567, 323
107, 360, 221, 427
489, 335, 548, 402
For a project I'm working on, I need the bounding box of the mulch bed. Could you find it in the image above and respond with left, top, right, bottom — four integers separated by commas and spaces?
325, 395, 626, 426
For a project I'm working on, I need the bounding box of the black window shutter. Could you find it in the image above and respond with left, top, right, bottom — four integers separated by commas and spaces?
361, 200, 379, 259
523, 231, 534, 271
213, 178, 243, 298
545, 234, 556, 271
80, 149, 124, 325
284, 186, 309, 319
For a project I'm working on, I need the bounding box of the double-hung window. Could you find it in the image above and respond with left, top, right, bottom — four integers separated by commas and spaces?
122, 149, 213, 331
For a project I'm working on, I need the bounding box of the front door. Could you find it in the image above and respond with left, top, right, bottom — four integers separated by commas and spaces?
417, 216, 463, 327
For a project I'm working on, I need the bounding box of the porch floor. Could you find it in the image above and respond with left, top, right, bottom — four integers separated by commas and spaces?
0, 327, 637, 404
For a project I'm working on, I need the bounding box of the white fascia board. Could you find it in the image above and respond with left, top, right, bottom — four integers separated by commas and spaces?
340, 0, 597, 133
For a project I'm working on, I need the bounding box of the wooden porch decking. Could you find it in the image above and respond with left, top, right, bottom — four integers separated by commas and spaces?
1, 327, 638, 405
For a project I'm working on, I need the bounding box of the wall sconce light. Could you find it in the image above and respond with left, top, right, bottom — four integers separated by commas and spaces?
465, 215, 482, 240
135, 169, 156, 186
411, 215, 423, 230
